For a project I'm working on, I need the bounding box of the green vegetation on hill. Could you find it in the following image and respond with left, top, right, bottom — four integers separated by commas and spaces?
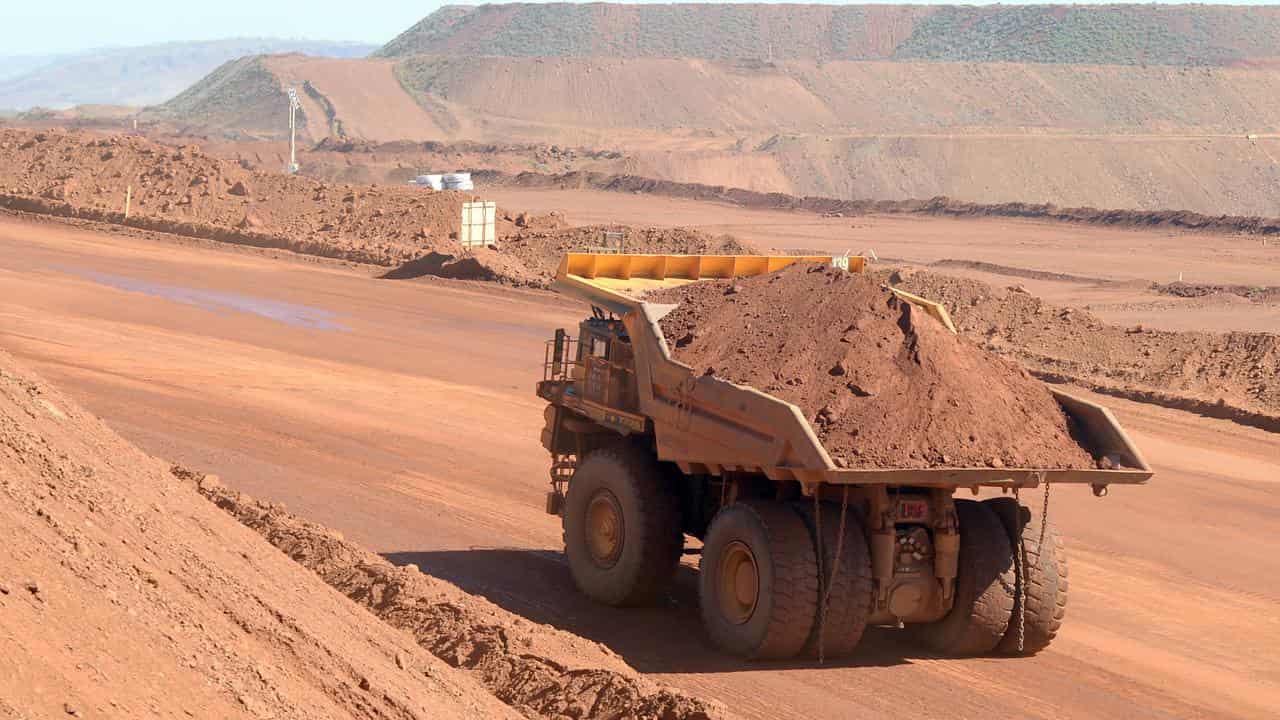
892, 5, 1280, 66
148, 56, 306, 137
378, 5, 482, 58
375, 3, 1280, 66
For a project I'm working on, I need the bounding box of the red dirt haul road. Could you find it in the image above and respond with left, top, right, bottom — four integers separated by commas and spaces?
1, 213, 1277, 719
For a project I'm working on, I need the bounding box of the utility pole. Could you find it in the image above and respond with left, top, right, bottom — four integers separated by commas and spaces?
286, 88, 301, 174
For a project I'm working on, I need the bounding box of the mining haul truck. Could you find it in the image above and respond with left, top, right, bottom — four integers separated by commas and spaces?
536, 253, 1152, 660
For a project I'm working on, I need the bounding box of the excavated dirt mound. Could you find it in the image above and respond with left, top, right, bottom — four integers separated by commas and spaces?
181, 469, 723, 720
1, 129, 755, 288
0, 128, 465, 266
379, 248, 542, 286
0, 349, 521, 720
888, 269, 1280, 431
651, 264, 1097, 469
1153, 281, 1280, 304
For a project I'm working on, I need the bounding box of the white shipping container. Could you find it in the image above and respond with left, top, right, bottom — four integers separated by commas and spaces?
442, 172, 473, 191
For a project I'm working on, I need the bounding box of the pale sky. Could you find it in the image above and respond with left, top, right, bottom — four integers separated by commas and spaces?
4, 1, 1278, 57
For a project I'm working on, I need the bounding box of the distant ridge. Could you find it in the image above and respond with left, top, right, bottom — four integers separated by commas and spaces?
147, 4, 1280, 218
377, 3, 1280, 66
0, 38, 376, 110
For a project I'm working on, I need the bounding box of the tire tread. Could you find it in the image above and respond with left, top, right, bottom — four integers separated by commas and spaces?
562, 442, 682, 606
911, 499, 1015, 656
986, 497, 1068, 655
795, 502, 873, 659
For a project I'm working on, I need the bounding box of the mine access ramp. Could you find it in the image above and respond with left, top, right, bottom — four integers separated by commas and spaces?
536, 252, 1151, 661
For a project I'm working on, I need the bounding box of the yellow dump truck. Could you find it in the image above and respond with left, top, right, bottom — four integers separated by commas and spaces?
536, 253, 1152, 660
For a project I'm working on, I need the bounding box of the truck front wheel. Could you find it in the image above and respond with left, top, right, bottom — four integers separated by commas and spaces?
699, 502, 819, 659
562, 443, 683, 606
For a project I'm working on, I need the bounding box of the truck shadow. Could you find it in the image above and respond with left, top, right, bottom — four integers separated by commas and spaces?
382, 547, 922, 673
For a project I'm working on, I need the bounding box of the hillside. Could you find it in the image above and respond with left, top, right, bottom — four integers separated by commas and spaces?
0, 38, 375, 110
150, 54, 457, 141
378, 3, 1280, 66
160, 54, 1280, 140
143, 4, 1280, 215
392, 56, 1280, 134
0, 53, 67, 83
153, 53, 1280, 215
149, 55, 301, 138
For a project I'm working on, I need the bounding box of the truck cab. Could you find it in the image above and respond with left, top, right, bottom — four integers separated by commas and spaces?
575, 316, 638, 412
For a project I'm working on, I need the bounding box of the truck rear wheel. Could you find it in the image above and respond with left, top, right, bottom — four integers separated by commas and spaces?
909, 499, 1015, 656
562, 443, 682, 606
795, 502, 873, 659
699, 502, 819, 659
985, 497, 1067, 656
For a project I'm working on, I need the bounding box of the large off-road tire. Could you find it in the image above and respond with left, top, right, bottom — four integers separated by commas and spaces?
699, 502, 819, 659
794, 502, 873, 659
909, 499, 1015, 656
986, 497, 1068, 656
562, 443, 683, 606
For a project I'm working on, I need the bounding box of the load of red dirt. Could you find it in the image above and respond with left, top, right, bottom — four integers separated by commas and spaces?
651, 263, 1098, 469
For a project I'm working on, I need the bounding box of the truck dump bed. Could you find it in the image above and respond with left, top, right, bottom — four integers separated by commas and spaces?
553, 252, 1152, 493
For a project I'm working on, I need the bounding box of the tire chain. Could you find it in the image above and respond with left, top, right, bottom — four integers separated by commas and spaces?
811, 486, 850, 664
1012, 481, 1053, 654
1013, 487, 1026, 654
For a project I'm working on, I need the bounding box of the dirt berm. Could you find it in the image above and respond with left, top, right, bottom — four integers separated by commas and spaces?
483, 170, 1280, 238
381, 223, 758, 287
652, 263, 1096, 469
0, 128, 466, 266
889, 269, 1280, 432
182, 470, 724, 720
0, 129, 756, 286
0, 348, 723, 720
0, 348, 518, 719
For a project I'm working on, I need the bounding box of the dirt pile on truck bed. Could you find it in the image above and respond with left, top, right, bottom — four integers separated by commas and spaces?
652, 264, 1097, 469
0, 348, 520, 720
